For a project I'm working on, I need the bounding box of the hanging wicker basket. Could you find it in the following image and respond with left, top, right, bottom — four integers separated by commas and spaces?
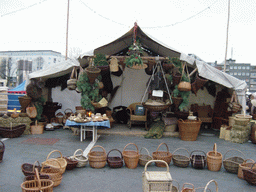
152, 143, 172, 167
172, 148, 190, 168
42, 150, 67, 174
85, 66, 101, 84
223, 149, 245, 174
107, 149, 123, 168
206, 143, 222, 172
88, 145, 107, 169
122, 143, 139, 169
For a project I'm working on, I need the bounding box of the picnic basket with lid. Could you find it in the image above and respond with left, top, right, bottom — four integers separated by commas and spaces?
238, 159, 256, 179
72, 149, 88, 168
152, 143, 172, 167
0, 140, 4, 162
107, 149, 123, 168
122, 143, 139, 169
139, 147, 153, 167
190, 150, 206, 169
88, 145, 107, 168
181, 183, 195, 192
223, 149, 245, 174
243, 163, 256, 185
206, 143, 222, 172
42, 150, 67, 174
172, 147, 190, 168
21, 168, 54, 192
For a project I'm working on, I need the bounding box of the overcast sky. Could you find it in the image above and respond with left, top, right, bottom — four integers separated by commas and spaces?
0, 0, 255, 65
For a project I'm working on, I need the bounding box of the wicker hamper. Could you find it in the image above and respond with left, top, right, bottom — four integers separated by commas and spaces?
152, 143, 172, 167
172, 148, 190, 168
243, 163, 256, 185
42, 150, 67, 174
190, 150, 207, 169
88, 145, 107, 169
0, 140, 4, 162
139, 147, 153, 167
223, 149, 245, 174
238, 159, 256, 179
142, 160, 172, 192
178, 119, 202, 141
206, 143, 222, 172
122, 143, 139, 169
107, 149, 123, 168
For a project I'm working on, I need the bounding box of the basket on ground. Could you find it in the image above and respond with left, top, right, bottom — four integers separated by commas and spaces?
223, 149, 245, 174
206, 143, 222, 172
204, 179, 218, 192
21, 161, 44, 177
122, 143, 139, 169
107, 149, 123, 168
21, 168, 54, 192
178, 119, 202, 141
31, 120, 44, 135
139, 147, 153, 167
0, 141, 4, 162
42, 150, 67, 174
190, 150, 206, 169
181, 183, 194, 192
243, 163, 256, 185
0, 124, 26, 138
172, 148, 190, 168
142, 160, 172, 192
64, 157, 78, 170
72, 149, 88, 168
152, 143, 172, 167
238, 159, 256, 179
88, 145, 107, 168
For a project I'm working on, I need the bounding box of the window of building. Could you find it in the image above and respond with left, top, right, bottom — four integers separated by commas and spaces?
234, 72, 237, 75
242, 72, 245, 76
230, 72, 233, 75
49, 57, 51, 60
246, 79, 249, 82
251, 73, 256, 77
242, 66, 245, 70
247, 66, 250, 70
234, 66, 237, 69
230, 66, 233, 69
238, 73, 241, 76
54, 58, 56, 63
238, 66, 241, 69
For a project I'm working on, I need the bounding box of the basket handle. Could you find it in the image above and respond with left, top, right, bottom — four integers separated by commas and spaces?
250, 163, 256, 170
32, 161, 41, 173
223, 149, 246, 161
242, 159, 255, 165
178, 119, 184, 122
213, 143, 217, 156
46, 150, 63, 161
204, 179, 218, 192
34, 168, 42, 191
190, 150, 206, 157
140, 147, 150, 156
74, 149, 84, 158
89, 145, 106, 155
182, 183, 194, 191
144, 160, 169, 172
107, 149, 123, 160
0, 141, 5, 151
172, 179, 180, 192
41, 158, 61, 171
155, 143, 169, 153
123, 143, 139, 153
172, 147, 190, 157
64, 108, 73, 114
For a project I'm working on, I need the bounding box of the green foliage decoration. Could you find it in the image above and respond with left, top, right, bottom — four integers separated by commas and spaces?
172, 85, 190, 111
94, 53, 109, 66
125, 54, 143, 67
34, 96, 46, 120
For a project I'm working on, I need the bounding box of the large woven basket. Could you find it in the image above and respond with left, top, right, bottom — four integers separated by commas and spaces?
0, 124, 26, 138
88, 145, 107, 168
172, 148, 190, 168
21, 168, 54, 192
223, 149, 245, 174
206, 143, 222, 172
178, 119, 202, 141
190, 150, 206, 169
139, 147, 153, 167
0, 141, 4, 163
122, 143, 139, 169
243, 163, 256, 185
72, 149, 88, 168
107, 149, 123, 168
238, 159, 256, 179
152, 143, 172, 167
42, 150, 67, 174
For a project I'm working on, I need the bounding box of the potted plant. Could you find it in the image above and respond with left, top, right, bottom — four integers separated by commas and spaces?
125, 42, 147, 69
94, 53, 109, 71
172, 85, 190, 112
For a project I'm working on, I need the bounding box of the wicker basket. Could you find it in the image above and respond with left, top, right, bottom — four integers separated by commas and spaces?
139, 147, 153, 167
243, 163, 256, 185
238, 159, 255, 179
152, 143, 172, 167
142, 102, 172, 112
204, 180, 218, 192
172, 148, 190, 168
24, 174, 51, 182
31, 121, 44, 135
41, 159, 63, 187
21, 161, 44, 177
107, 149, 123, 168
0, 124, 26, 138
178, 119, 202, 141
190, 150, 207, 169
42, 150, 67, 174
122, 143, 139, 169
206, 143, 222, 172
21, 168, 54, 192
55, 112, 64, 124
0, 140, 4, 163
64, 157, 78, 170
181, 183, 195, 192
72, 149, 88, 168
88, 145, 107, 168
223, 149, 245, 174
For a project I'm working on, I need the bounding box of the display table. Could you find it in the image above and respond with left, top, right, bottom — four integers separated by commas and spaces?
65, 119, 110, 142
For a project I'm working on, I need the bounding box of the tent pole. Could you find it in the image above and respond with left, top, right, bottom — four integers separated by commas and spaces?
65, 0, 70, 60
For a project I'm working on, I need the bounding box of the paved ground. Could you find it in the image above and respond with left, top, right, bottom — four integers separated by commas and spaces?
0, 124, 256, 192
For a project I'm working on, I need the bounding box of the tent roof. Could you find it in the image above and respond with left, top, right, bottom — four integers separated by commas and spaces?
8, 80, 26, 92
28, 59, 80, 80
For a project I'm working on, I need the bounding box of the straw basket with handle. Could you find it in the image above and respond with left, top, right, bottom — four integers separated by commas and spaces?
223, 149, 245, 174
122, 143, 139, 169
88, 145, 107, 168
107, 149, 123, 168
204, 180, 218, 192
21, 161, 44, 177
243, 163, 256, 185
172, 148, 190, 168
206, 143, 222, 172
41, 159, 63, 187
190, 150, 207, 169
181, 183, 195, 192
152, 143, 172, 167
31, 120, 44, 135
42, 150, 67, 174
72, 149, 88, 168
238, 159, 256, 179
55, 112, 64, 124
21, 168, 54, 192
139, 147, 153, 167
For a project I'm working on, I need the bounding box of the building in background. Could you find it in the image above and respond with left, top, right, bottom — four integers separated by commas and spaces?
0, 50, 65, 87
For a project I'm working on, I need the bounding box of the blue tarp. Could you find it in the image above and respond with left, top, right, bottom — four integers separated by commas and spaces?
8, 81, 26, 111
9, 80, 26, 92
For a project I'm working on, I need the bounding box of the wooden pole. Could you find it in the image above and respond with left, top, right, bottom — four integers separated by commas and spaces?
223, 0, 231, 72
65, 0, 70, 60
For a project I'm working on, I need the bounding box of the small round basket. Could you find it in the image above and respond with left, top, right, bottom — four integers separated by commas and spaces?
42, 150, 67, 174
72, 149, 88, 168
238, 159, 255, 179
172, 148, 190, 168
139, 147, 153, 167
122, 143, 139, 169
243, 163, 256, 185
64, 157, 78, 170
107, 149, 123, 168
206, 143, 222, 172
190, 150, 207, 169
223, 149, 245, 174
88, 145, 107, 169
152, 143, 172, 167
